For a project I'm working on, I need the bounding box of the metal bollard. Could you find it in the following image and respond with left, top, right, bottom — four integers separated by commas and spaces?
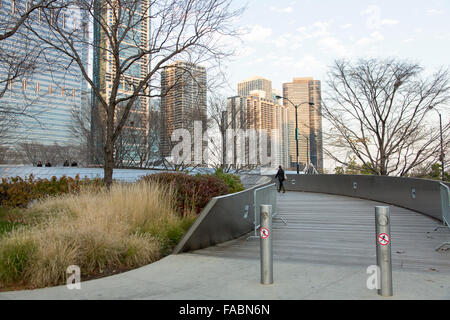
375, 206, 393, 297
260, 205, 273, 285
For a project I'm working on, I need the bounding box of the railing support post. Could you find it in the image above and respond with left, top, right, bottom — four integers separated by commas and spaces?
260, 204, 273, 285
375, 206, 393, 297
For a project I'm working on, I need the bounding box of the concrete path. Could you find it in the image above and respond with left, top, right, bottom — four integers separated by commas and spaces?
1, 192, 449, 300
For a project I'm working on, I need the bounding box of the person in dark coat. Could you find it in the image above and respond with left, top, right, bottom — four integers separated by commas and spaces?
275, 166, 286, 193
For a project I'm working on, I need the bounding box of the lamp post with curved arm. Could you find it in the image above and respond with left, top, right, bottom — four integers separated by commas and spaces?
276, 95, 314, 174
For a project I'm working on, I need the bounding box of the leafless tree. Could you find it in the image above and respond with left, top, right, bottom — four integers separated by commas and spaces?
206, 93, 261, 172
206, 94, 234, 171
28, 0, 243, 187
16, 141, 78, 166
323, 58, 450, 176
0, 0, 58, 41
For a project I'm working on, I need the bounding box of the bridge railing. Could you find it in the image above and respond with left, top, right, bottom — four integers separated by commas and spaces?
283, 174, 446, 222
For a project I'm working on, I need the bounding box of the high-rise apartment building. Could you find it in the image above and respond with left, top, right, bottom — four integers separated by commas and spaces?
91, 0, 150, 165
237, 76, 273, 101
226, 93, 288, 169
160, 61, 207, 160
0, 1, 89, 148
282, 77, 323, 171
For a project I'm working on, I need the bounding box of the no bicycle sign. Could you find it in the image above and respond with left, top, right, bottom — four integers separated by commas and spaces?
378, 233, 390, 246
260, 227, 270, 239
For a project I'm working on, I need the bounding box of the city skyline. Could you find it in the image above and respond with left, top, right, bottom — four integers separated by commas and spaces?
0, 0, 447, 174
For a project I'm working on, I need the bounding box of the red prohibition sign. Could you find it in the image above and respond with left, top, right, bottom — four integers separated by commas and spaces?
260, 227, 270, 239
378, 233, 390, 246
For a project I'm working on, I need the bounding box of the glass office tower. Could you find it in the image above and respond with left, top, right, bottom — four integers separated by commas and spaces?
0, 1, 89, 148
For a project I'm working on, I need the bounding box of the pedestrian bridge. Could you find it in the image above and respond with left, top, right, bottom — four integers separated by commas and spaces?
193, 191, 450, 274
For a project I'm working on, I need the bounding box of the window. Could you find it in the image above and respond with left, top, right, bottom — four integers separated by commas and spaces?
36, 82, 40, 93
48, 85, 52, 94
22, 79, 27, 90
61, 87, 64, 96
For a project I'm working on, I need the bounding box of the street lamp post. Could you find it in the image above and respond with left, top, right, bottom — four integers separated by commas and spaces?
429, 107, 445, 182
276, 95, 314, 174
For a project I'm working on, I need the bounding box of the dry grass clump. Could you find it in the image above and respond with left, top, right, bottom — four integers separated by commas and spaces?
0, 181, 195, 290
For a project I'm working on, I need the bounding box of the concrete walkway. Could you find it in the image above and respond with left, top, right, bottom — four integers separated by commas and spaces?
1, 192, 449, 300
0, 253, 449, 300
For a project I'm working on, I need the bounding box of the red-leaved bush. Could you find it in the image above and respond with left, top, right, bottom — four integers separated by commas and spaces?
140, 172, 230, 216
0, 175, 103, 207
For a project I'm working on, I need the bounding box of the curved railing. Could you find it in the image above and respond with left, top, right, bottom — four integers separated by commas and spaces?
283, 174, 448, 222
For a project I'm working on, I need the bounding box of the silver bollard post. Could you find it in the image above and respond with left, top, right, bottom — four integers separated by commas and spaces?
375, 206, 393, 297
260, 204, 273, 285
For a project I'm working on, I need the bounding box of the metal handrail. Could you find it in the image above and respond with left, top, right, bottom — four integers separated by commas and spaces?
436, 183, 450, 251
439, 182, 450, 227
249, 183, 277, 238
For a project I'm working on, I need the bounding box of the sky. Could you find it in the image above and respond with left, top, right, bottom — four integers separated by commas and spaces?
221, 0, 450, 97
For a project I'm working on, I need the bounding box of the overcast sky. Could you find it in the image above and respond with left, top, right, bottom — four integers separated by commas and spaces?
222, 0, 450, 97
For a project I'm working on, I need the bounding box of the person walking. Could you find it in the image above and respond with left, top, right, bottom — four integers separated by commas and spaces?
275, 166, 286, 193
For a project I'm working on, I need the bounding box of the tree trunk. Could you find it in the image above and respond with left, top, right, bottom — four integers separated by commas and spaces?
104, 110, 115, 189
104, 143, 114, 189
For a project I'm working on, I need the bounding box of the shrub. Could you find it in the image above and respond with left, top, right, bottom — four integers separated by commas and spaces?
0, 175, 104, 208
140, 172, 230, 216
213, 168, 245, 194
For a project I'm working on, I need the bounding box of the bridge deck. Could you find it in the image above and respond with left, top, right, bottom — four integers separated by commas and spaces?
193, 192, 450, 274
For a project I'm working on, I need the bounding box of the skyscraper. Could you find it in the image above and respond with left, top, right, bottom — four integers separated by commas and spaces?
282, 77, 323, 171
160, 61, 207, 160
238, 76, 273, 101
0, 1, 89, 149
226, 92, 288, 169
91, 0, 150, 165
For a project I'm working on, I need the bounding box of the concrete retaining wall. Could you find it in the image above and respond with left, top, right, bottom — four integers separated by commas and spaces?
283, 174, 445, 222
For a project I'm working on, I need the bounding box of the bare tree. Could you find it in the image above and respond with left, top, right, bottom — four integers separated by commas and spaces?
323, 58, 450, 176
206, 94, 233, 171
17, 141, 77, 166
206, 94, 262, 172
28, 0, 243, 187
0, 0, 58, 41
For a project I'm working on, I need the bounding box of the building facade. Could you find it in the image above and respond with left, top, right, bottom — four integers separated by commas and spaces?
282, 77, 323, 171
0, 1, 89, 149
91, 0, 150, 165
160, 61, 207, 161
226, 93, 288, 169
237, 76, 273, 101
